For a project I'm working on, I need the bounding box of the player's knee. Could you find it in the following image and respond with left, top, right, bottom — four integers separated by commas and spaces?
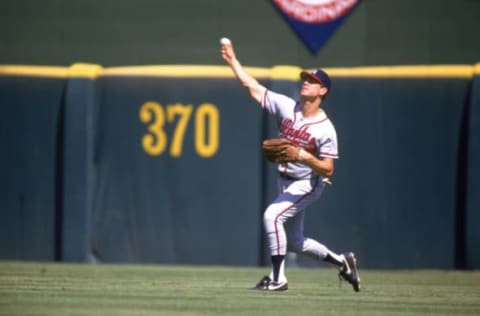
263, 209, 276, 225
263, 207, 283, 230
287, 237, 304, 253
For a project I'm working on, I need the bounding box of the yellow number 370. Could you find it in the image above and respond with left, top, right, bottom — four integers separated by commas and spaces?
139, 101, 220, 158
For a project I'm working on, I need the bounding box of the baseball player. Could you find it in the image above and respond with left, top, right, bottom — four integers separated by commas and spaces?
220, 39, 360, 292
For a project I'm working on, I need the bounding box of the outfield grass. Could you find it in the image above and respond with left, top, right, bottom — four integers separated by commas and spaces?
0, 261, 479, 316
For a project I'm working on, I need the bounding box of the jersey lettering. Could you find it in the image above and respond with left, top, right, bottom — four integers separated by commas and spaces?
280, 119, 311, 142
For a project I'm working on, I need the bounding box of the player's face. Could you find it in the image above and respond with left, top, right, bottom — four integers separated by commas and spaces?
300, 77, 323, 98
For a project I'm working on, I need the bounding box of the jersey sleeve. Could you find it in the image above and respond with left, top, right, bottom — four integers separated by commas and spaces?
261, 89, 296, 116
318, 122, 339, 159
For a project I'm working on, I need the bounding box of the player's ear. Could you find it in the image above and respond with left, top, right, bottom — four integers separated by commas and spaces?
319, 86, 328, 97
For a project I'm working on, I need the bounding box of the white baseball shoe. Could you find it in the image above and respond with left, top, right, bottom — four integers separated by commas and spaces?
253, 275, 288, 291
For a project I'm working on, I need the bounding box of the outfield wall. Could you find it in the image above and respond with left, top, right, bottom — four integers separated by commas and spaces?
1, 63, 479, 269
466, 64, 480, 269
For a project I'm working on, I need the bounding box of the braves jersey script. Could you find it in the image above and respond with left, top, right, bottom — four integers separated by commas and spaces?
261, 89, 338, 179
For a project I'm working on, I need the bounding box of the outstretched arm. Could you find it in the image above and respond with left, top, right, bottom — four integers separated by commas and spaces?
220, 39, 266, 104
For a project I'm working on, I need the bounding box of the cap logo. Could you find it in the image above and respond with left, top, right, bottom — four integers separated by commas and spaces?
271, 0, 361, 54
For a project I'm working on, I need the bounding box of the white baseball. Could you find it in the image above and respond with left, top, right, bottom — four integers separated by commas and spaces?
220, 37, 231, 45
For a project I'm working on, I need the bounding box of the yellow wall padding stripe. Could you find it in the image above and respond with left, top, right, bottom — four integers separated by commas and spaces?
68, 63, 103, 79
0, 63, 103, 79
474, 63, 480, 75
0, 65, 69, 78
270, 65, 303, 80
102, 65, 271, 78
325, 65, 474, 78
1, 63, 479, 80
102, 64, 476, 80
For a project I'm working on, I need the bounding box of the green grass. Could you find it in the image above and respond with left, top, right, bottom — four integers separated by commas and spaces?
1, 261, 479, 316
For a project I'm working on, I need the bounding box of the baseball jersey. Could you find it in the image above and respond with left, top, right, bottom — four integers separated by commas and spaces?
261, 88, 339, 179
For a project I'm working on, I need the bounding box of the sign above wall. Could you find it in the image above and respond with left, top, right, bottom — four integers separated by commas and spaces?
271, 0, 362, 54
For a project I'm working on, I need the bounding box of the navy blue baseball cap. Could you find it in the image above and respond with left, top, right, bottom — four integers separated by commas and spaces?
300, 69, 331, 93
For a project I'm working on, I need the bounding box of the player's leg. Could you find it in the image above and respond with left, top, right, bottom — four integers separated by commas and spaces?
256, 196, 294, 290
284, 180, 361, 292
285, 210, 345, 267
255, 177, 323, 290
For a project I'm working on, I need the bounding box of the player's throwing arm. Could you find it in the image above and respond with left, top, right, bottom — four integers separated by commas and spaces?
219, 38, 265, 103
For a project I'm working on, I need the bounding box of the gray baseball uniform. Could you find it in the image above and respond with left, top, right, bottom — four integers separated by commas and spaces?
260, 88, 340, 283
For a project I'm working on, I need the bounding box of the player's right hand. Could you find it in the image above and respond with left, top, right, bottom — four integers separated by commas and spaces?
220, 41, 235, 64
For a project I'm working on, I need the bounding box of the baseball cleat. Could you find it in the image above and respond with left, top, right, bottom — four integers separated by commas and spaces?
253, 275, 271, 290
252, 275, 288, 291
268, 280, 289, 291
338, 252, 361, 292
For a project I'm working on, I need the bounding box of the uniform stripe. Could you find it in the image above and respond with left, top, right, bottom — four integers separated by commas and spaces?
273, 178, 319, 255
262, 88, 268, 108
320, 152, 339, 158
292, 102, 300, 125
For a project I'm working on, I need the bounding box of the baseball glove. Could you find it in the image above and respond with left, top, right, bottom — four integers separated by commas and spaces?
262, 137, 300, 163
